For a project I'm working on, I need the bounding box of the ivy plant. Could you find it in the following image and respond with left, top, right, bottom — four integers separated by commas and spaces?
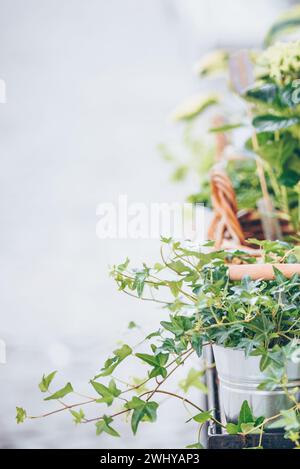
17, 239, 300, 448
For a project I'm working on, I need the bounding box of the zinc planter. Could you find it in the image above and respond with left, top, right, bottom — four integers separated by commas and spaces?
213, 344, 300, 427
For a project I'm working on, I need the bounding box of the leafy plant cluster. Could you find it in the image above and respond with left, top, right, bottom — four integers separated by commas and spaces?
17, 239, 300, 447
112, 238, 300, 365
241, 40, 300, 231
159, 88, 266, 211
161, 5, 300, 234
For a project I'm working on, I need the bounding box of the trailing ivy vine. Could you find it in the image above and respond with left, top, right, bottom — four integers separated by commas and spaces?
17, 239, 300, 448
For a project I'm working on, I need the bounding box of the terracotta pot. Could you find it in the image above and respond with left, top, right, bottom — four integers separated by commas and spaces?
228, 263, 300, 281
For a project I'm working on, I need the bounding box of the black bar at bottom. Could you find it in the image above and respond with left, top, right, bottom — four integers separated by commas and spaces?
1, 448, 298, 464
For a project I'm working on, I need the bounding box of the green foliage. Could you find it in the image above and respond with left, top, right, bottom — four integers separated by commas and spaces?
90, 379, 121, 406
136, 352, 169, 379
192, 410, 212, 424
95, 416, 120, 437
226, 400, 264, 436
16, 407, 26, 424
238, 401, 254, 427
242, 41, 300, 230
248, 239, 294, 261
70, 409, 85, 424
256, 40, 300, 85
171, 93, 219, 122
194, 49, 229, 77
44, 382, 73, 401
39, 371, 57, 393
246, 131, 300, 187
279, 409, 300, 431
167, 39, 300, 231
265, 6, 300, 46
179, 368, 207, 394
94, 344, 132, 378
125, 397, 158, 435
162, 23, 300, 233
253, 115, 300, 133
245, 82, 298, 110
226, 423, 239, 435
21, 239, 300, 448
130, 377, 149, 395
112, 240, 300, 360
209, 122, 244, 132
227, 158, 271, 210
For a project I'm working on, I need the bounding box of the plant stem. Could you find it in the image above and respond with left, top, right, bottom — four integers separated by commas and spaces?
29, 398, 96, 420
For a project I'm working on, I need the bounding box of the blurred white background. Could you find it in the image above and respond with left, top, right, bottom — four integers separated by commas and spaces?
0, 0, 295, 448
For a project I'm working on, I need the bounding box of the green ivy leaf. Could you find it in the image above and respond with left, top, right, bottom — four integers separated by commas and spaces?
273, 266, 288, 284
240, 422, 256, 434
145, 330, 161, 340
167, 280, 183, 298
191, 334, 203, 357
130, 377, 149, 395
95, 344, 132, 378
226, 423, 239, 434
95, 415, 120, 437
148, 366, 167, 379
16, 407, 27, 424
153, 262, 165, 272
125, 397, 158, 435
136, 352, 169, 379
179, 368, 207, 394
259, 353, 271, 372
132, 269, 150, 297
90, 379, 121, 406
161, 316, 194, 338
192, 410, 212, 424
158, 337, 186, 355
254, 416, 265, 428
70, 409, 85, 424
135, 352, 168, 367
238, 401, 254, 428
117, 258, 130, 272
160, 236, 172, 244
280, 409, 300, 431
38, 371, 57, 393
167, 260, 190, 274
44, 382, 73, 401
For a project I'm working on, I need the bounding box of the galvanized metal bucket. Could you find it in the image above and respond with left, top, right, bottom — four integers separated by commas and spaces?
212, 344, 300, 427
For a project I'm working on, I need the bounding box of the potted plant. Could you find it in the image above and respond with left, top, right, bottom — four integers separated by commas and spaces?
243, 40, 300, 235
16, 239, 300, 448
161, 6, 300, 243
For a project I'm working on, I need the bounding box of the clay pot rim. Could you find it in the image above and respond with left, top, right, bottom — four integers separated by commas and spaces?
228, 263, 300, 281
